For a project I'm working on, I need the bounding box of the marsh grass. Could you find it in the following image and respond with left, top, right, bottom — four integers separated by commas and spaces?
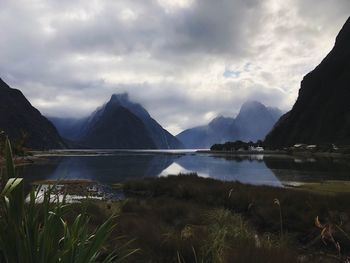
117, 193, 298, 262
123, 173, 350, 261
273, 198, 283, 239
296, 181, 350, 195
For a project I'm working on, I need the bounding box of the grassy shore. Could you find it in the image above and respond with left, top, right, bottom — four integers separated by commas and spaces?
26, 173, 350, 262
293, 181, 350, 195
4, 171, 350, 262
104, 173, 350, 262
198, 149, 350, 159
3, 143, 350, 262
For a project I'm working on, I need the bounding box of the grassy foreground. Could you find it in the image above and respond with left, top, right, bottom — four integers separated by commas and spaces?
2, 136, 350, 262
114, 174, 350, 262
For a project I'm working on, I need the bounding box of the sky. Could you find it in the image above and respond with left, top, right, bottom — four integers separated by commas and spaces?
0, 0, 349, 134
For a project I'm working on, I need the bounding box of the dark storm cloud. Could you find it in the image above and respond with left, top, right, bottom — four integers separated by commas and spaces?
0, 0, 349, 133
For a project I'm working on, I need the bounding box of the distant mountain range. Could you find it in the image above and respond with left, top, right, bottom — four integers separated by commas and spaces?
49, 94, 183, 149
265, 17, 350, 147
0, 79, 182, 150
0, 78, 65, 149
176, 101, 282, 149
0, 78, 281, 150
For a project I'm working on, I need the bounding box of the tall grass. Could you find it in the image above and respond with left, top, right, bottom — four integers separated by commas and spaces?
118, 196, 298, 262
123, 173, 350, 261
273, 198, 283, 239
0, 138, 124, 263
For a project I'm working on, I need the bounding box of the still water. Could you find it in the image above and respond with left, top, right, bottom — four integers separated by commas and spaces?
17, 150, 350, 187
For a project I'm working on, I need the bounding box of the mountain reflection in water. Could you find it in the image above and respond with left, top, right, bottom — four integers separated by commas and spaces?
162, 154, 283, 187
16, 151, 350, 187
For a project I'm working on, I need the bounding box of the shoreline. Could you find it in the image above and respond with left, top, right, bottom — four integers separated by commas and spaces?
26, 148, 350, 158
1, 148, 347, 168
197, 149, 350, 158
0, 155, 41, 166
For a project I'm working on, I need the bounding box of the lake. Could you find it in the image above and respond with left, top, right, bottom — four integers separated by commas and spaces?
17, 150, 350, 187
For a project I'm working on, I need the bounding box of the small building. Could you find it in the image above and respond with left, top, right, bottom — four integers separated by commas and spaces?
293, 144, 307, 149
306, 145, 317, 150
248, 146, 264, 152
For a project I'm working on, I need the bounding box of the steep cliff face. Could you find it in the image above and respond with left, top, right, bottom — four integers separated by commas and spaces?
265, 17, 350, 147
0, 78, 65, 149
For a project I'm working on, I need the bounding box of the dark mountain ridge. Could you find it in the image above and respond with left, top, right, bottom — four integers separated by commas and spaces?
79, 101, 156, 149
0, 78, 65, 149
265, 17, 350, 147
105, 94, 182, 149
50, 93, 183, 149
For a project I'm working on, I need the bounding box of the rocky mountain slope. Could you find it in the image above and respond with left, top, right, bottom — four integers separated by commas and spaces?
265, 17, 350, 147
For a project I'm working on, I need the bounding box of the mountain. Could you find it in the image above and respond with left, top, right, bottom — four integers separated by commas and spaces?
176, 116, 237, 149
50, 93, 183, 149
79, 103, 156, 149
265, 17, 350, 147
177, 101, 282, 148
0, 78, 65, 149
103, 94, 183, 149
235, 101, 282, 142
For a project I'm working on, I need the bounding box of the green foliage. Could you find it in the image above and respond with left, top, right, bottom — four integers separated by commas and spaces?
0, 138, 123, 263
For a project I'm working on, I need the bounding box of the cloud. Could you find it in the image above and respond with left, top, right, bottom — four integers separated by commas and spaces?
0, 0, 349, 134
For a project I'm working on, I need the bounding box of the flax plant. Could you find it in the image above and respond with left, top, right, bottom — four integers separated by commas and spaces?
0, 138, 124, 263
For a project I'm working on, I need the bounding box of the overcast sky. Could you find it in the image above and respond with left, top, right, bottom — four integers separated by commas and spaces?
0, 0, 349, 134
